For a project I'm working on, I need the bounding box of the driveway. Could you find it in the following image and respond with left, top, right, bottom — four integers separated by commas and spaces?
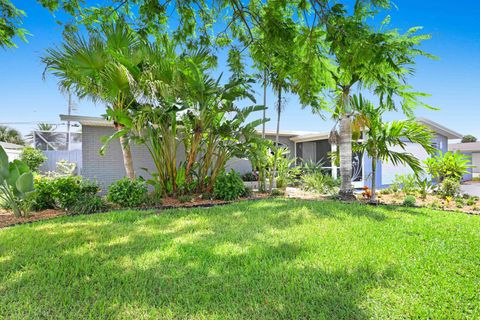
461, 182, 480, 197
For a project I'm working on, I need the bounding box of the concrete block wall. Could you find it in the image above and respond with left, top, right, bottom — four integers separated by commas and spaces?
82, 125, 252, 188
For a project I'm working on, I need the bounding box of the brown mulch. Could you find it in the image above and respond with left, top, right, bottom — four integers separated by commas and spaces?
0, 193, 272, 229
0, 209, 66, 229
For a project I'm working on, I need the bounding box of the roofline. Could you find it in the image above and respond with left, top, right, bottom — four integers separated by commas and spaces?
60, 115, 113, 127
417, 117, 463, 140
259, 129, 323, 137
449, 142, 480, 152
290, 133, 330, 142
0, 141, 25, 149
59, 115, 463, 141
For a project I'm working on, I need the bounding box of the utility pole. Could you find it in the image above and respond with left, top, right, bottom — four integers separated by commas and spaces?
66, 93, 73, 151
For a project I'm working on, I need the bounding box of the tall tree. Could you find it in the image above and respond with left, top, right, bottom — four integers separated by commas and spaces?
42, 21, 143, 179
0, 126, 24, 145
351, 95, 436, 201
296, 2, 434, 199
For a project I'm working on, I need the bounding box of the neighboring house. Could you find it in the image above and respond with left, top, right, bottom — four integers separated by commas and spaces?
449, 142, 480, 180
0, 141, 24, 161
60, 115, 462, 189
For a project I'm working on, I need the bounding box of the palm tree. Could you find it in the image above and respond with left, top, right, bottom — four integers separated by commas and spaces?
0, 126, 24, 145
318, 5, 434, 200
352, 95, 436, 202
42, 21, 142, 179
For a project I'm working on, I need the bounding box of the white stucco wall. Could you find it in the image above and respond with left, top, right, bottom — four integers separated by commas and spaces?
381, 142, 430, 185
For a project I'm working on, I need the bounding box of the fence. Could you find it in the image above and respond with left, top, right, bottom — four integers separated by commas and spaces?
40, 150, 82, 175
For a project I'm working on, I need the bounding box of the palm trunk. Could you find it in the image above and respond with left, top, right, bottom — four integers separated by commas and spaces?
339, 114, 354, 200
117, 126, 135, 180
370, 157, 377, 202
261, 68, 267, 192
270, 86, 281, 193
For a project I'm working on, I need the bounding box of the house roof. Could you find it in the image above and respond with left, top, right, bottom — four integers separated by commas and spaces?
0, 141, 24, 150
260, 129, 322, 137
60, 114, 463, 141
60, 114, 113, 127
449, 142, 480, 152
417, 118, 463, 140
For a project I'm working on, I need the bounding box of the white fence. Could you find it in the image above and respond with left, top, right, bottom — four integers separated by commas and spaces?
41, 150, 82, 175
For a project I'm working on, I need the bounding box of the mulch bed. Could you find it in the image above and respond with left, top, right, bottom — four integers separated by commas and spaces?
0, 209, 66, 229
0, 193, 272, 229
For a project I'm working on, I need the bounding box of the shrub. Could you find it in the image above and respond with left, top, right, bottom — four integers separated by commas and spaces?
20, 147, 47, 172
107, 178, 147, 208
467, 198, 477, 206
0, 146, 35, 217
416, 177, 433, 200
455, 198, 465, 208
43, 160, 77, 177
242, 172, 257, 182
242, 186, 253, 198
178, 195, 193, 203
213, 171, 245, 201
31, 176, 101, 211
392, 174, 417, 195
424, 151, 470, 181
439, 177, 460, 198
271, 189, 285, 197
461, 135, 477, 143
379, 188, 392, 195
69, 194, 108, 215
403, 195, 416, 207
144, 191, 163, 207
301, 172, 339, 195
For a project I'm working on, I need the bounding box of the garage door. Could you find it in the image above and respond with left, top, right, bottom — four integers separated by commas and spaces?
381, 142, 430, 185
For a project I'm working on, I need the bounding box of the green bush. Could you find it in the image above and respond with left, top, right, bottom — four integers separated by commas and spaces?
242, 186, 253, 198
466, 198, 476, 206
107, 178, 147, 208
144, 191, 163, 207
178, 195, 193, 203
379, 188, 392, 195
455, 198, 465, 208
301, 172, 339, 195
403, 195, 416, 207
461, 135, 477, 143
242, 172, 257, 182
69, 194, 108, 215
20, 147, 47, 172
424, 151, 470, 181
213, 171, 245, 201
439, 177, 460, 198
31, 176, 101, 211
392, 174, 417, 195
416, 177, 433, 200
271, 189, 285, 197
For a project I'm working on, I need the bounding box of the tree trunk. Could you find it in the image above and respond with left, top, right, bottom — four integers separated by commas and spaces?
118, 130, 135, 180
370, 157, 377, 202
270, 86, 281, 193
338, 114, 355, 200
261, 68, 267, 192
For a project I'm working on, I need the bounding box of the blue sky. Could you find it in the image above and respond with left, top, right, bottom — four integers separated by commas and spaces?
1, 0, 479, 141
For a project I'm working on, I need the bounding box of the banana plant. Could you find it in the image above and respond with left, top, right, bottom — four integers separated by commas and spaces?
0, 145, 35, 217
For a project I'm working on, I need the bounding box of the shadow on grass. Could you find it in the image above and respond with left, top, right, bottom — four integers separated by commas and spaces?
0, 198, 397, 319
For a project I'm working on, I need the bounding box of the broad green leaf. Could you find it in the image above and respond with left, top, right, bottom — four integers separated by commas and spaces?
16, 172, 34, 193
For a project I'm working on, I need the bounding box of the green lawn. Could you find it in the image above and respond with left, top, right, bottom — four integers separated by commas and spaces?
1, 199, 480, 319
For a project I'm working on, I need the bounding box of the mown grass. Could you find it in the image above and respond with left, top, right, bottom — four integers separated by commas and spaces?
1, 199, 480, 319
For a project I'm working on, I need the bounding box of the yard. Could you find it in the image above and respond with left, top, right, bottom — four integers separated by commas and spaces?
1, 199, 479, 319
